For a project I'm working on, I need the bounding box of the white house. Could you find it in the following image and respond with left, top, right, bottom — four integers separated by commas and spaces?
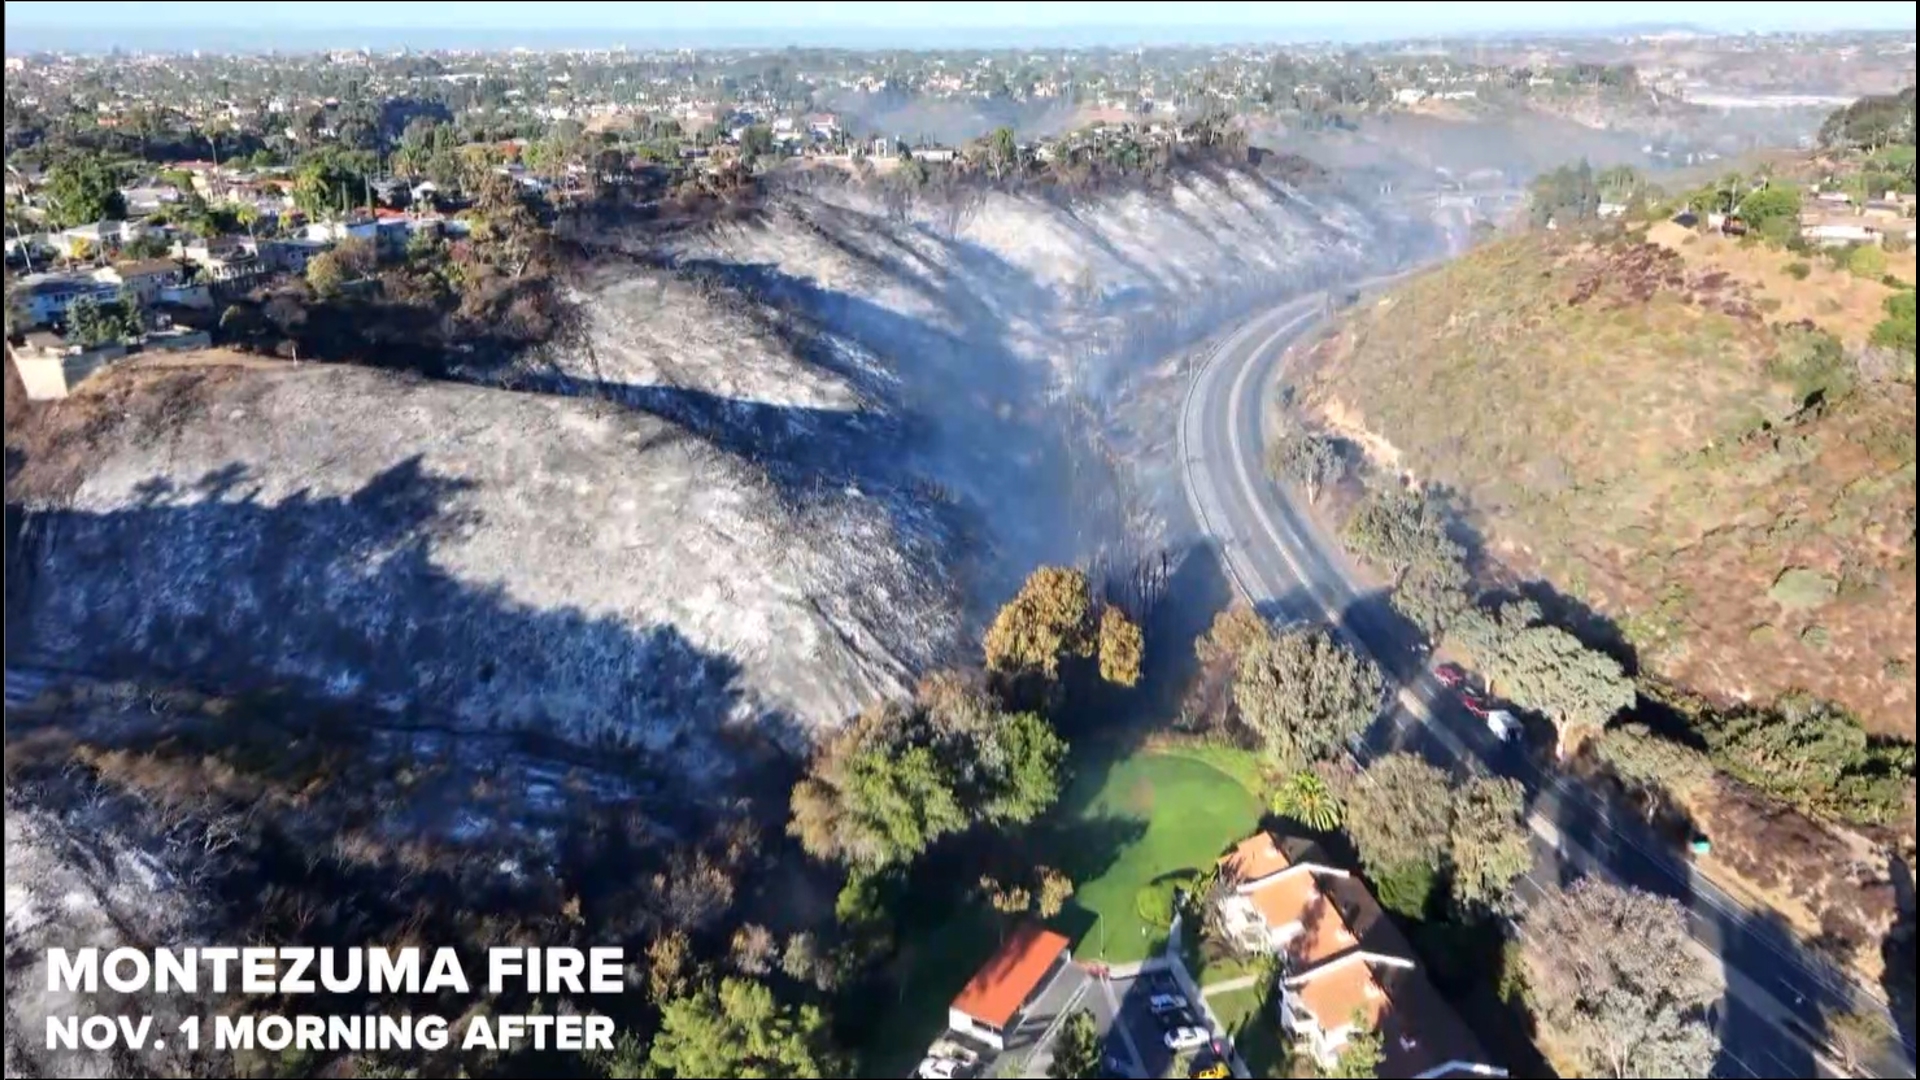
55, 220, 147, 258
1213, 834, 1510, 1079
1800, 214, 1883, 247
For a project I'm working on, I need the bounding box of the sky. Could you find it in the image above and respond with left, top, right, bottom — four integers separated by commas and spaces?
3, 0, 1916, 52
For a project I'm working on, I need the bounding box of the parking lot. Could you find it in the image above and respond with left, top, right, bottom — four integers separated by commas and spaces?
1083, 968, 1233, 1079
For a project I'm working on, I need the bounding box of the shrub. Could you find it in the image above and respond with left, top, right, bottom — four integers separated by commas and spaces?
1765, 325, 1852, 406
1847, 244, 1888, 280
1373, 860, 1437, 919
1870, 291, 1916, 354
1134, 872, 1194, 929
1769, 566, 1838, 610
1785, 260, 1812, 280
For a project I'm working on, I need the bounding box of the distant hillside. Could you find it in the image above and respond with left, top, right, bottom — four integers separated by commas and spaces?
1299, 230, 1917, 735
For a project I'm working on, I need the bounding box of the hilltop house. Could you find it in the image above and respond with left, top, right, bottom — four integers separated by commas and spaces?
1214, 833, 1508, 1079
93, 258, 185, 306
7, 271, 122, 327
946, 925, 1073, 1052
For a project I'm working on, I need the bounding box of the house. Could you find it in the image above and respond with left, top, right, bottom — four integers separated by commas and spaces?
946, 925, 1072, 1051
1800, 213, 1883, 246
807, 112, 841, 138
7, 272, 122, 327
1213, 834, 1506, 1079
8, 330, 128, 400
121, 184, 185, 214
56, 220, 147, 258
1814, 189, 1854, 207
410, 180, 442, 206
1597, 201, 1628, 219
260, 237, 332, 274
304, 217, 379, 244
93, 258, 184, 305
175, 236, 263, 283
1862, 199, 1908, 220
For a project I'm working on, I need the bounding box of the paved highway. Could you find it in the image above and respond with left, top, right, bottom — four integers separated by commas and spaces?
1176, 293, 1915, 1079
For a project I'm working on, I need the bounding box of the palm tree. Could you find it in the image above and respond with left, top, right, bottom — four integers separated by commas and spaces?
1271, 770, 1342, 833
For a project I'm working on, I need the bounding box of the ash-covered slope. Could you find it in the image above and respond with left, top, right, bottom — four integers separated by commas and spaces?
529, 164, 1418, 604
8, 363, 956, 767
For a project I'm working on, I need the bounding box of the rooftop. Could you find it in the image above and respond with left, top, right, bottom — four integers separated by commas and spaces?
1295, 955, 1387, 1034
1221, 831, 1293, 883
949, 924, 1070, 1031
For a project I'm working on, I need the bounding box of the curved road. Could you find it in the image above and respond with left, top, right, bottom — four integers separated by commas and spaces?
1177, 291, 1914, 1080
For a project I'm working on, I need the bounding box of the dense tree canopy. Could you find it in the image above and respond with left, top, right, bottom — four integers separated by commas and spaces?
1450, 600, 1634, 738
1335, 753, 1453, 874
1267, 428, 1346, 504
985, 566, 1096, 678
1048, 1010, 1102, 1079
788, 676, 1067, 868
1344, 486, 1470, 637
1233, 625, 1383, 769
1820, 86, 1917, 151
1446, 775, 1533, 915
645, 977, 839, 1078
1097, 606, 1145, 688
1521, 879, 1722, 1078
1699, 694, 1914, 827
45, 153, 127, 228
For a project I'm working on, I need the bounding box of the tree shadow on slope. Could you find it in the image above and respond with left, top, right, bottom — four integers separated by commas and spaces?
6, 456, 808, 791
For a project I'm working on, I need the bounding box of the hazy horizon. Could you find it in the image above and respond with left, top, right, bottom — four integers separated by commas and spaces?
3, 0, 1915, 54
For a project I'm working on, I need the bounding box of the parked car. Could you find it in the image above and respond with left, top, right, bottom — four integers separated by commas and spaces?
1434, 662, 1468, 688
1485, 708, 1519, 741
917, 1058, 960, 1079
1163, 1026, 1210, 1051
1147, 993, 1189, 1014
1157, 1007, 1200, 1031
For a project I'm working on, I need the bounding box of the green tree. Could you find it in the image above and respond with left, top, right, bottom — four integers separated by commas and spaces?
1271, 769, 1343, 832
1097, 606, 1144, 687
46, 154, 126, 228
293, 148, 372, 218
645, 978, 839, 1078
1048, 1010, 1102, 1079
1336, 753, 1452, 874
1323, 1019, 1384, 1078
1344, 486, 1469, 637
1233, 626, 1383, 768
1737, 183, 1802, 245
1699, 694, 1913, 826
66, 291, 140, 346
789, 682, 1066, 867
1446, 775, 1533, 915
1450, 601, 1634, 741
985, 566, 1096, 678
1035, 865, 1076, 919
1267, 428, 1345, 504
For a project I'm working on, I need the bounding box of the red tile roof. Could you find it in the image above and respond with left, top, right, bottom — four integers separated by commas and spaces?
950, 925, 1070, 1030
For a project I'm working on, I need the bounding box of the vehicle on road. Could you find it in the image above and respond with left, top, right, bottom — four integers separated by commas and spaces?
1458, 691, 1493, 718
1147, 993, 1189, 1015
1163, 1026, 1210, 1051
1485, 708, 1519, 741
1434, 662, 1468, 688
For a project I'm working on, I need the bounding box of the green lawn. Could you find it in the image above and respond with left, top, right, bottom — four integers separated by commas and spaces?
856, 744, 1264, 1075
1208, 984, 1291, 1079
1051, 748, 1263, 964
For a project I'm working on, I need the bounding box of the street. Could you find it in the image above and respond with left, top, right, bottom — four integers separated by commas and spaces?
1174, 291, 1915, 1080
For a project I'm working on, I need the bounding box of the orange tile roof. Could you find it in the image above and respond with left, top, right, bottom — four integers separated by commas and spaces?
1287, 896, 1359, 969
950, 925, 1070, 1030
1297, 959, 1389, 1034
1221, 832, 1292, 882
1246, 870, 1320, 930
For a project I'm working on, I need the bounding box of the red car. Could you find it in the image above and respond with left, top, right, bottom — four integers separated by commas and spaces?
1458, 691, 1493, 718
1434, 662, 1469, 689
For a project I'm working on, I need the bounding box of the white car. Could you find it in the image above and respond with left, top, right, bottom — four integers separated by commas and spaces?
1163, 1026, 1209, 1051
917, 1058, 959, 1079
1485, 709, 1519, 741
1147, 993, 1189, 1014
